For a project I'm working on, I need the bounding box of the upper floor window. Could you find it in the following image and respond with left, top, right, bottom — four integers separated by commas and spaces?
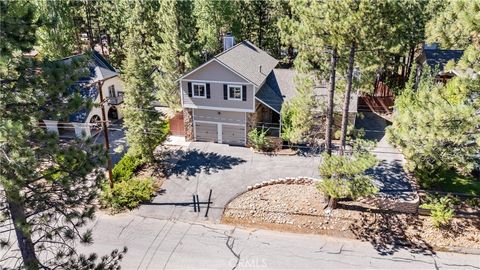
108, 85, 116, 97
228, 85, 242, 100
193, 83, 206, 98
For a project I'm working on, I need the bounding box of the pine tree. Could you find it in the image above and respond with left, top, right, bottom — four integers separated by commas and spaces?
122, 0, 168, 161
194, 0, 238, 56
279, 0, 342, 154
34, 0, 80, 58
92, 0, 132, 67
235, 0, 284, 58
154, 0, 200, 110
317, 143, 378, 210
387, 74, 480, 186
426, 0, 480, 73
0, 1, 125, 268
280, 74, 318, 144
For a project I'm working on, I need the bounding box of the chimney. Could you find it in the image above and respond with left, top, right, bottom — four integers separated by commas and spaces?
223, 32, 235, 51
259, 65, 262, 74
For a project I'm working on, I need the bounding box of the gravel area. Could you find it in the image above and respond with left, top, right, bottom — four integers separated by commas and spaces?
223, 183, 480, 253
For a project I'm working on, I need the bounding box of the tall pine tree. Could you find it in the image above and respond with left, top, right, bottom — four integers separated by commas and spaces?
154, 0, 200, 110
0, 1, 125, 268
122, 0, 168, 161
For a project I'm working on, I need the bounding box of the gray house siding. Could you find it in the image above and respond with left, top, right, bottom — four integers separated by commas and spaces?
181, 80, 254, 111
193, 109, 246, 124
183, 60, 248, 83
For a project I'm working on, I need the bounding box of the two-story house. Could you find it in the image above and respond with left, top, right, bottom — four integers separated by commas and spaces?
42, 52, 124, 138
177, 36, 358, 146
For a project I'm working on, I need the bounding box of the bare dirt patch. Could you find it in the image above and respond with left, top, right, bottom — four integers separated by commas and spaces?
222, 183, 480, 254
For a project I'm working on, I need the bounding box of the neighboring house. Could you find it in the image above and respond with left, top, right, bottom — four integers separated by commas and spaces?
418, 44, 478, 83
177, 35, 358, 146
42, 52, 124, 138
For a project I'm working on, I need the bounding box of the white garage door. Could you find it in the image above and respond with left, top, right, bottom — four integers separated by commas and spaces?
222, 124, 245, 146
195, 122, 218, 142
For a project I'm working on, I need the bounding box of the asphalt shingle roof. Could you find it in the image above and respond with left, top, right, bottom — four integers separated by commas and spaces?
215, 41, 278, 86
424, 49, 464, 71
256, 69, 358, 113
60, 52, 118, 123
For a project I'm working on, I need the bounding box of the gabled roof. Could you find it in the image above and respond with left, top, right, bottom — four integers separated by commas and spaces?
256, 69, 358, 113
180, 41, 278, 86
60, 51, 118, 84
58, 52, 118, 123
215, 41, 278, 86
424, 49, 464, 71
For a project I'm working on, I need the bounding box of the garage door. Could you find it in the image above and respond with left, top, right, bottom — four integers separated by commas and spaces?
195, 122, 217, 142
222, 124, 245, 146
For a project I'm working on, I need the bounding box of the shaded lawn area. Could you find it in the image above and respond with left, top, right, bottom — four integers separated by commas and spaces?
422, 170, 480, 196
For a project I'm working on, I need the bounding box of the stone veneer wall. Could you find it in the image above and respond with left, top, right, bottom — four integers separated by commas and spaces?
183, 108, 193, 141
246, 112, 257, 146
246, 177, 319, 191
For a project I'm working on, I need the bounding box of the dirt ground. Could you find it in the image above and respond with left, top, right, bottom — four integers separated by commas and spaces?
222, 184, 480, 254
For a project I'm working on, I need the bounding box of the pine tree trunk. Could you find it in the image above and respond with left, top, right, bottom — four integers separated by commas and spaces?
6, 190, 39, 270
339, 43, 356, 155
328, 196, 338, 210
325, 48, 337, 155
405, 45, 415, 83
84, 1, 95, 49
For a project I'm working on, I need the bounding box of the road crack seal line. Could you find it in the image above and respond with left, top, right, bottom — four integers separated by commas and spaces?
145, 215, 183, 269
161, 223, 192, 270
118, 217, 135, 239
136, 211, 176, 270
225, 227, 241, 270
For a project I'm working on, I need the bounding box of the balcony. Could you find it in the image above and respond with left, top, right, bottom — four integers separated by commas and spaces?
108, 95, 124, 105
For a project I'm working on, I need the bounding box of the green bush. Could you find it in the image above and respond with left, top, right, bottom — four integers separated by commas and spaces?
316, 175, 379, 200
248, 128, 269, 151
101, 177, 156, 211
112, 154, 144, 182
420, 195, 455, 228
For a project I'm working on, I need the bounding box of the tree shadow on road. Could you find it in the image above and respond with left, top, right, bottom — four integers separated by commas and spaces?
163, 149, 246, 179
349, 213, 434, 256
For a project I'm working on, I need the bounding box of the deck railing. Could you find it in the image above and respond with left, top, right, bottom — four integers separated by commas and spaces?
108, 95, 124, 105
256, 122, 280, 137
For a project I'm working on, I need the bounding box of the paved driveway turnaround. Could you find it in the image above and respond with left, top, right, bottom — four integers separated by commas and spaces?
136, 142, 322, 222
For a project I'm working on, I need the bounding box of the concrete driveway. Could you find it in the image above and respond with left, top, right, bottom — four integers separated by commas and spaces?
136, 142, 321, 222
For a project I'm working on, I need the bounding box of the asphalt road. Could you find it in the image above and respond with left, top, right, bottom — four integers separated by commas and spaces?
75, 213, 480, 270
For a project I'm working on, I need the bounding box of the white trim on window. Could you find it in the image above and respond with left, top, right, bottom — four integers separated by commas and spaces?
228, 84, 242, 100
192, 82, 207, 98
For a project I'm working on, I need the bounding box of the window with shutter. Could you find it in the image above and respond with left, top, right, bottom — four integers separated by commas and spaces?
192, 83, 206, 98
228, 85, 242, 100
187, 82, 192, 97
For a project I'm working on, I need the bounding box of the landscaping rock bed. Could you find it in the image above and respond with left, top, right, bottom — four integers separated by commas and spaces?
223, 183, 480, 253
